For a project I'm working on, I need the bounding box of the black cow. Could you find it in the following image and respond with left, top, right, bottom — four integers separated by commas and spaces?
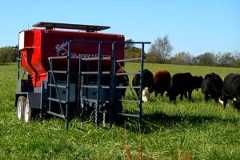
153, 70, 171, 96
221, 73, 240, 110
116, 66, 129, 98
168, 73, 203, 102
201, 73, 223, 103
132, 69, 154, 98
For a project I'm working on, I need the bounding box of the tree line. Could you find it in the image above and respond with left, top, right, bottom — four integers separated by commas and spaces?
0, 39, 239, 67
126, 36, 240, 67
0, 46, 17, 64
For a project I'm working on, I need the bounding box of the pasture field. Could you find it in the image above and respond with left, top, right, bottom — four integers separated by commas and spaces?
1, 63, 240, 160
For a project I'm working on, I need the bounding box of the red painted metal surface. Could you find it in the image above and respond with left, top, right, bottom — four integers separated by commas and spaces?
20, 29, 125, 87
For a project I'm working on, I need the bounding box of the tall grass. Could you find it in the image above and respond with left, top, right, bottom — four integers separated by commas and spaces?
0, 63, 240, 159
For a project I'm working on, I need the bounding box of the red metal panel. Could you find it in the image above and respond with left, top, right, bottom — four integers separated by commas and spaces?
20, 29, 125, 87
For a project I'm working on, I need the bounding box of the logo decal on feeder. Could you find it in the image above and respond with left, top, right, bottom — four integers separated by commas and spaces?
56, 41, 68, 56
55, 41, 100, 58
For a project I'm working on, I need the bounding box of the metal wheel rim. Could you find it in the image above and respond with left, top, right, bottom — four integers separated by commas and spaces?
24, 98, 31, 122
16, 97, 24, 120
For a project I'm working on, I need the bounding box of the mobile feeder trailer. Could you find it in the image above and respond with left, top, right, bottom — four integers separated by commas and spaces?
16, 22, 150, 129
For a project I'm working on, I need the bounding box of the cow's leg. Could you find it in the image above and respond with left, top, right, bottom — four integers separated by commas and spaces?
204, 94, 209, 102
188, 90, 192, 101
184, 92, 188, 99
180, 93, 183, 100
166, 91, 170, 97
169, 93, 177, 104
173, 95, 177, 104
221, 97, 228, 108
214, 96, 219, 103
223, 100, 228, 108
160, 91, 164, 96
155, 91, 158, 97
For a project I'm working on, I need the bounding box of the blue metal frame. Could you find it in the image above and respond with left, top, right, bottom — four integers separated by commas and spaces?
45, 40, 150, 129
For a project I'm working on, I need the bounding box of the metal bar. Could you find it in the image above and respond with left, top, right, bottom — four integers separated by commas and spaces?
48, 84, 67, 89
139, 43, 145, 130
81, 98, 97, 103
47, 111, 66, 119
116, 86, 140, 89
81, 98, 110, 103
48, 67, 52, 112
77, 55, 81, 119
81, 56, 111, 61
116, 72, 140, 76
110, 42, 116, 125
96, 41, 102, 126
125, 41, 151, 44
81, 71, 110, 75
48, 97, 67, 103
65, 41, 71, 130
48, 59, 64, 115
117, 112, 140, 118
48, 56, 68, 60
81, 85, 110, 89
116, 58, 141, 63
49, 70, 68, 74
79, 55, 85, 125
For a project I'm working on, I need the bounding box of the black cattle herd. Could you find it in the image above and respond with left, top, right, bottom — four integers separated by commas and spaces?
130, 69, 240, 110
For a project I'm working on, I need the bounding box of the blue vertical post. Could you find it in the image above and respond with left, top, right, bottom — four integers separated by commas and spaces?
139, 42, 145, 130
96, 41, 102, 126
48, 59, 52, 113
65, 40, 71, 130
110, 42, 116, 124
77, 55, 81, 119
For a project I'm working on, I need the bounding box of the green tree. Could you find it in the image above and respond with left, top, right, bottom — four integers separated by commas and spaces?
145, 52, 161, 63
149, 35, 173, 63
171, 52, 192, 64
0, 46, 17, 64
125, 47, 141, 59
218, 52, 236, 66
194, 52, 217, 66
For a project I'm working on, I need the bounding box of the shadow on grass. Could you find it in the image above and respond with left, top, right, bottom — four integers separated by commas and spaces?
120, 111, 240, 134
35, 108, 240, 134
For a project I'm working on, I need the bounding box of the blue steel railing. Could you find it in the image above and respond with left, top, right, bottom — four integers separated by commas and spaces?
47, 40, 150, 129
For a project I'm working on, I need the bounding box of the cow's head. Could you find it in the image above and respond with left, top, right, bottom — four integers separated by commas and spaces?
142, 69, 154, 93
167, 88, 176, 102
116, 64, 129, 98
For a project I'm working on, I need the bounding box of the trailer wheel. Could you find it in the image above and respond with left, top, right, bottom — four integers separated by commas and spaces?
23, 97, 31, 122
16, 96, 26, 120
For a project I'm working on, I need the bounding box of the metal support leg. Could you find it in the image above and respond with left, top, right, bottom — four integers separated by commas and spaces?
139, 43, 145, 131
65, 41, 71, 130
96, 42, 102, 126
110, 42, 116, 125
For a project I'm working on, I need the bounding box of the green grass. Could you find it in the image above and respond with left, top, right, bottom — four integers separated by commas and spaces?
1, 63, 240, 160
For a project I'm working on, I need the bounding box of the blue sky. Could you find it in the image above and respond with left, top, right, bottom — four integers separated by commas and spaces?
0, 0, 239, 55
